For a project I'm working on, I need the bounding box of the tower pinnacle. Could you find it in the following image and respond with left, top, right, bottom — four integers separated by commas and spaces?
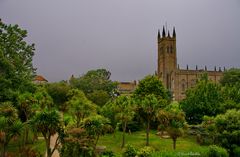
173, 27, 176, 37
162, 26, 166, 37
167, 31, 170, 37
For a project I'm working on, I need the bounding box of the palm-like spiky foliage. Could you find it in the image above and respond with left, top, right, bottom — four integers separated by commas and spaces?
30, 109, 61, 157
0, 102, 24, 157
114, 96, 135, 148
157, 102, 186, 150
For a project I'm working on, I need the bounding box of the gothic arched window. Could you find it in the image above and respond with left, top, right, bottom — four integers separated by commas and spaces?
181, 79, 186, 94
170, 46, 173, 53
191, 79, 196, 87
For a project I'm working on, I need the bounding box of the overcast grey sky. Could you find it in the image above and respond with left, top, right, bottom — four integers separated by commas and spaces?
1, 0, 240, 82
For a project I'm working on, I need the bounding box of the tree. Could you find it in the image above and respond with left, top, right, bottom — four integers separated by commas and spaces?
69, 69, 117, 105
87, 90, 110, 107
17, 92, 37, 144
60, 128, 94, 157
0, 20, 36, 102
157, 102, 186, 150
133, 75, 169, 100
133, 75, 169, 146
82, 115, 110, 149
101, 101, 118, 135
138, 94, 164, 146
205, 109, 240, 156
34, 87, 53, 110
180, 74, 223, 124
30, 109, 62, 157
114, 96, 135, 148
220, 68, 240, 113
0, 102, 24, 157
220, 68, 240, 86
46, 81, 71, 112
67, 89, 97, 127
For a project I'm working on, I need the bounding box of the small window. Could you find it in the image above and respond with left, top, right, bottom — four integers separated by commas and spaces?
181, 79, 186, 94
170, 46, 173, 53
191, 79, 196, 87
182, 83, 185, 92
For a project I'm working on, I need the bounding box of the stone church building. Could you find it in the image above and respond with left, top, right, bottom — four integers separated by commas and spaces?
157, 27, 223, 101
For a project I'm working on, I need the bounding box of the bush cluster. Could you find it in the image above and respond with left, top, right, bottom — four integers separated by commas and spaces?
123, 144, 155, 157
205, 145, 229, 157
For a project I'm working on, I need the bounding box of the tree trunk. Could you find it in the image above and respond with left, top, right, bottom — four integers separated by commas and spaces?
146, 119, 150, 146
25, 127, 29, 144
24, 114, 29, 145
173, 138, 176, 150
113, 127, 116, 138
121, 121, 127, 148
95, 134, 100, 148
1, 144, 6, 157
44, 135, 51, 157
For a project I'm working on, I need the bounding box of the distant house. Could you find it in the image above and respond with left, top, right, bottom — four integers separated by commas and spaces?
117, 81, 137, 94
34, 75, 48, 84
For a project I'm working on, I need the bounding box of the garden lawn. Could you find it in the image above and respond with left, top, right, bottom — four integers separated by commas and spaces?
6, 139, 45, 156
98, 130, 208, 156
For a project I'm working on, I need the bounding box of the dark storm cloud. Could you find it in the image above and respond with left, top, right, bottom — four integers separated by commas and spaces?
1, 0, 240, 82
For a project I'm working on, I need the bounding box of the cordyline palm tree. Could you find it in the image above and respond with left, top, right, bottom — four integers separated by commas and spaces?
115, 96, 135, 148
139, 94, 160, 146
82, 115, 110, 149
0, 102, 24, 157
157, 102, 186, 150
30, 109, 62, 157
17, 92, 37, 145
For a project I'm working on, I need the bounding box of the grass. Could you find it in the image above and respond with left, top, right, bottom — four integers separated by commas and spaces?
7, 136, 46, 155
98, 130, 208, 156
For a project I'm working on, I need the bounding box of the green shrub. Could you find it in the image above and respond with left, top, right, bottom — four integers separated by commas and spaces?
101, 150, 115, 157
137, 146, 155, 157
123, 144, 138, 157
151, 151, 202, 157
233, 146, 240, 157
119, 121, 142, 132
206, 145, 229, 157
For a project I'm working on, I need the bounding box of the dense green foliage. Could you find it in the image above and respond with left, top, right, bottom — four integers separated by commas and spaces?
134, 75, 169, 100
114, 96, 135, 148
123, 144, 138, 157
66, 89, 97, 127
201, 110, 240, 156
0, 102, 24, 157
139, 95, 162, 146
88, 90, 111, 107
158, 102, 186, 150
181, 74, 223, 124
70, 69, 117, 106
133, 75, 169, 146
30, 110, 62, 157
101, 101, 119, 132
220, 68, 240, 86
0, 21, 36, 102
46, 81, 71, 111
60, 128, 94, 157
123, 145, 155, 157
82, 115, 110, 148
206, 145, 229, 157
214, 110, 240, 156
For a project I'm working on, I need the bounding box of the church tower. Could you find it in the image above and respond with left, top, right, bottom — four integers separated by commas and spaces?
157, 26, 177, 92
